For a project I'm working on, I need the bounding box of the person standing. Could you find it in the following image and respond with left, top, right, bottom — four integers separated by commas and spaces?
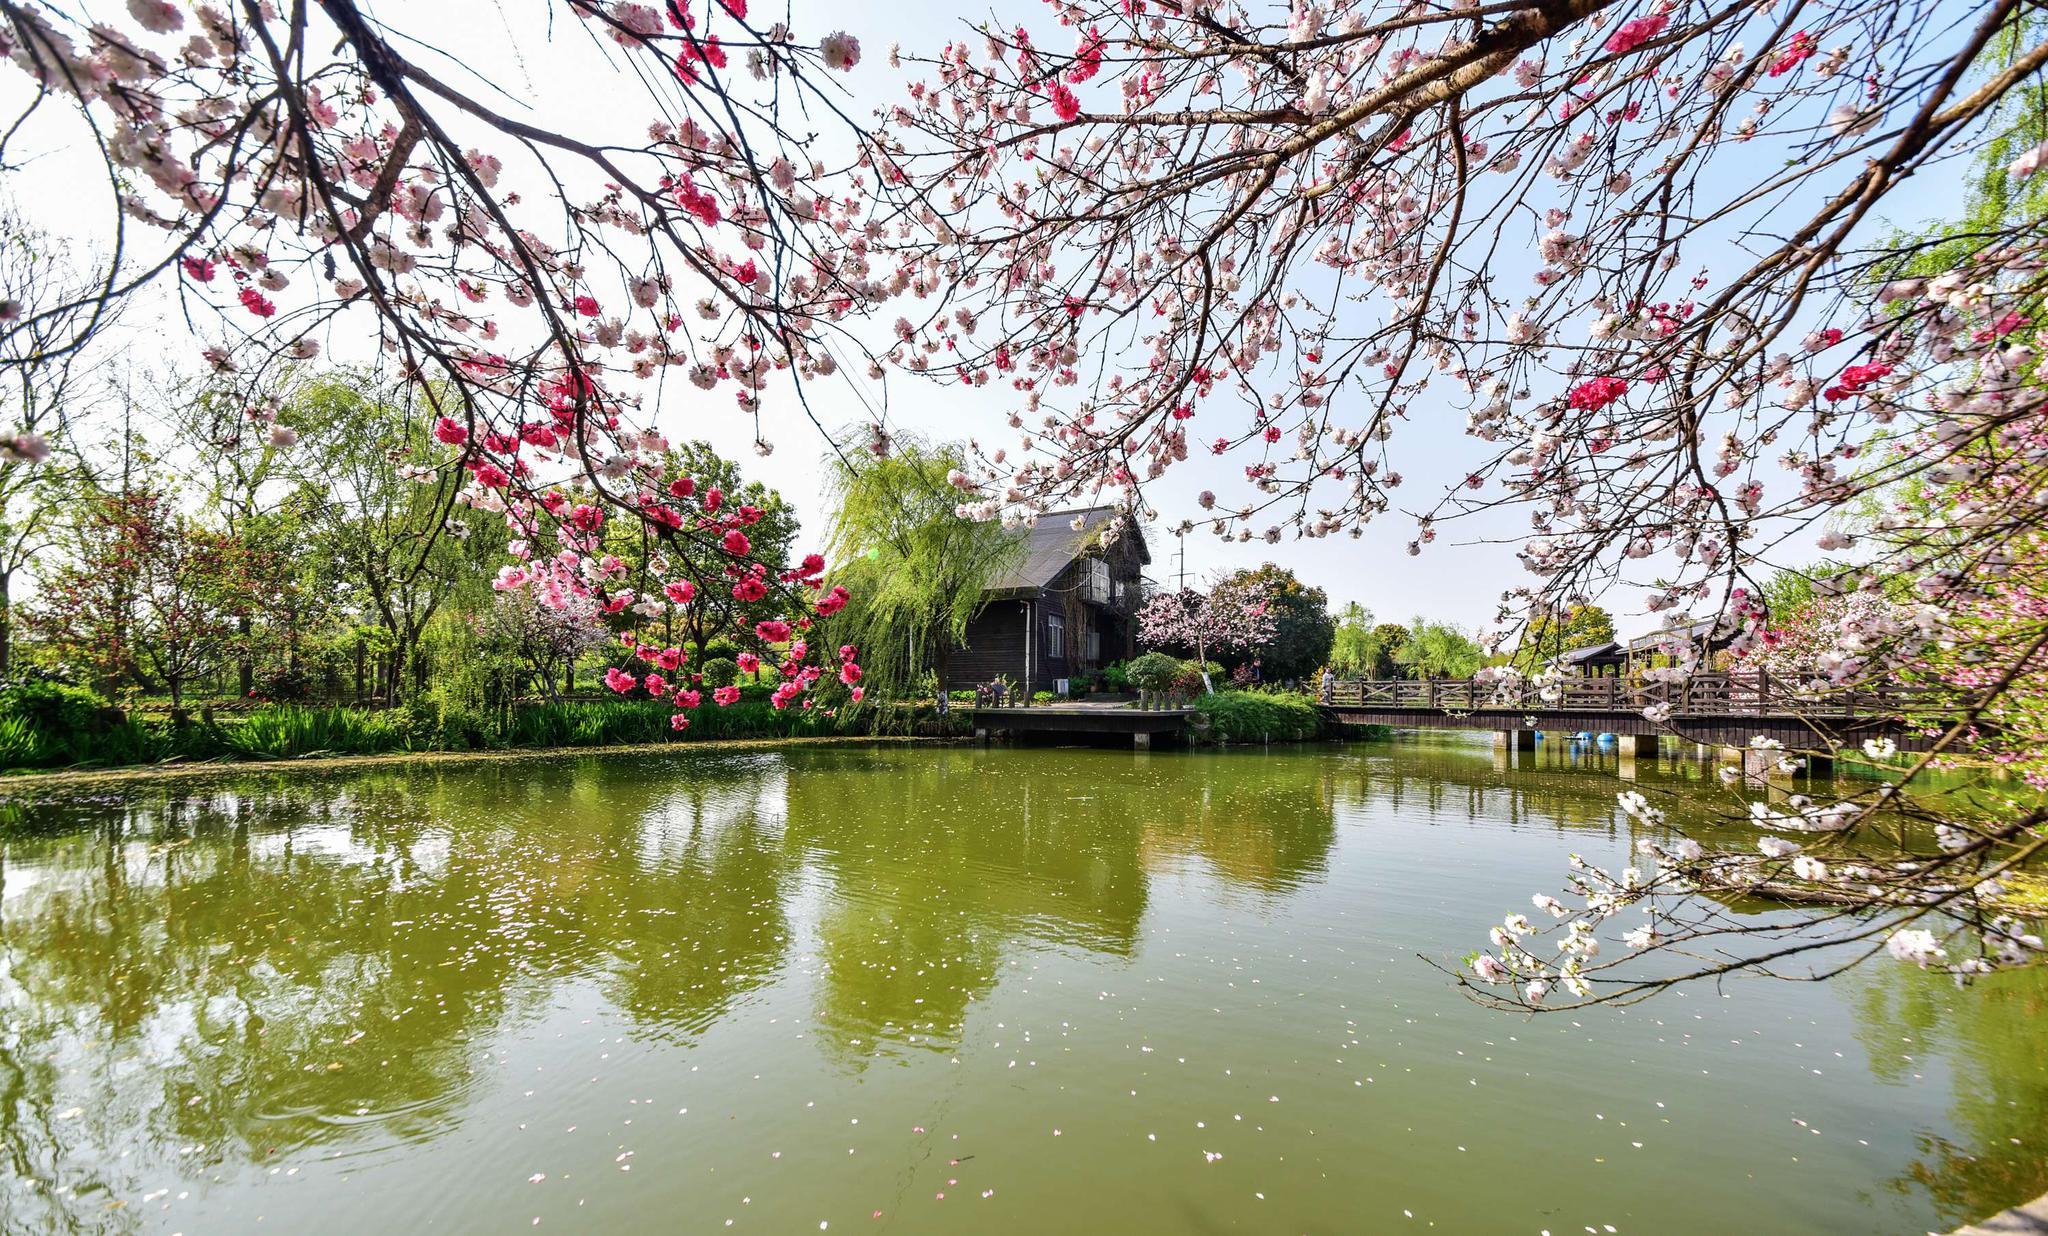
1320, 667, 1335, 704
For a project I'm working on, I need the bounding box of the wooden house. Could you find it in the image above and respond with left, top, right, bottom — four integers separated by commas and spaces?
949, 506, 1150, 694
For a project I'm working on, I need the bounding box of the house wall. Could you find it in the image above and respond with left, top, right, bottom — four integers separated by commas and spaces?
951, 600, 1030, 689
948, 517, 1151, 692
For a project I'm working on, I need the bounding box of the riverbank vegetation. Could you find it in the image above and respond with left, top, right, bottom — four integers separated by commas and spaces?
0, 677, 963, 773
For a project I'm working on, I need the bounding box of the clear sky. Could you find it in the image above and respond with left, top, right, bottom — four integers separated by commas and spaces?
4, 0, 1977, 639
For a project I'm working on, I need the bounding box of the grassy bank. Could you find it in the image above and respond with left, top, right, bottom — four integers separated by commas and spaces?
0, 734, 947, 793
1189, 689, 1392, 744
0, 681, 966, 776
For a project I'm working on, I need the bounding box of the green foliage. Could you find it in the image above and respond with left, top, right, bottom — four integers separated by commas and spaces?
0, 680, 167, 769
225, 705, 415, 758
700, 657, 739, 688
1125, 650, 1182, 691
1190, 690, 1325, 743
1393, 618, 1484, 680
0, 686, 972, 773
1513, 604, 1617, 670
1217, 563, 1336, 678
1327, 603, 1376, 676
817, 439, 1026, 694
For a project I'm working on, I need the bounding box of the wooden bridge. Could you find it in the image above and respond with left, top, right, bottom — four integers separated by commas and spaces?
1321, 673, 1959, 754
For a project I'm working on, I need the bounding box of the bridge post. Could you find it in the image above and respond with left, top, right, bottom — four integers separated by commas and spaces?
1492, 730, 1537, 755
1618, 734, 1660, 759
1133, 731, 1152, 751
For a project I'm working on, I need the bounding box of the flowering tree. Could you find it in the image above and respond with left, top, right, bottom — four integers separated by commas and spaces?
868, 0, 2048, 999
0, 0, 867, 722
1137, 582, 1278, 688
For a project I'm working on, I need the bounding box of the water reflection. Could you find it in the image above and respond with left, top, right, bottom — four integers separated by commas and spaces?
0, 738, 2041, 1233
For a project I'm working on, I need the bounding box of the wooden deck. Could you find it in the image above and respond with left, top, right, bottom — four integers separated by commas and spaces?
969, 703, 1192, 748
1321, 673, 1964, 751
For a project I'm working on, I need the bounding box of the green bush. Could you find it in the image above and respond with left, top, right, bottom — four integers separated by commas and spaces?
1190, 690, 1325, 743
700, 657, 739, 688
0, 680, 164, 769
1125, 651, 1182, 692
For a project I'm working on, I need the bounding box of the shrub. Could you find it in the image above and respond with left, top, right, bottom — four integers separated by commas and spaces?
1125, 651, 1182, 692
700, 657, 739, 688
0, 680, 156, 769
1190, 690, 1325, 743
256, 664, 318, 703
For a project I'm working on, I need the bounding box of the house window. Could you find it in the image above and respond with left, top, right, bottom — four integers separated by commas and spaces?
1045, 612, 1065, 660
1084, 629, 1101, 663
1080, 559, 1110, 605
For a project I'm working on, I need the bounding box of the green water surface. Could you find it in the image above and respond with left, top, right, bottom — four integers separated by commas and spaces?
1, 734, 2042, 1234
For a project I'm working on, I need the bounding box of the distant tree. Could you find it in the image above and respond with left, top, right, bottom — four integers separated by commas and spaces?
1218, 563, 1336, 679
819, 440, 1025, 696
1368, 623, 1412, 678
291, 373, 505, 702
28, 485, 244, 708
1328, 603, 1376, 678
129, 508, 248, 711
1514, 604, 1617, 671
481, 589, 610, 699
23, 485, 150, 691
1394, 618, 1484, 681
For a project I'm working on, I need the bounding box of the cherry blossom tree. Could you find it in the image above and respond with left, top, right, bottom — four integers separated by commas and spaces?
1137, 581, 1278, 687
865, 0, 2048, 999
0, 0, 871, 722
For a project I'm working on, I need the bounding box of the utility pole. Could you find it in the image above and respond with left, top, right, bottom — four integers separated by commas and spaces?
1172, 528, 1187, 591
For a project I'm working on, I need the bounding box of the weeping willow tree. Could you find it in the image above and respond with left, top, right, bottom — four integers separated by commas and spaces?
819, 440, 1026, 698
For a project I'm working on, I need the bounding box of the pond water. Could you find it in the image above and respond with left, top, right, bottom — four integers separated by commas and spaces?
1, 735, 2043, 1234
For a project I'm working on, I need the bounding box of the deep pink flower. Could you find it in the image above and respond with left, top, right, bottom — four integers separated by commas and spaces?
1050, 82, 1081, 123
604, 667, 638, 694
433, 416, 469, 445
1566, 376, 1629, 411
1603, 13, 1668, 56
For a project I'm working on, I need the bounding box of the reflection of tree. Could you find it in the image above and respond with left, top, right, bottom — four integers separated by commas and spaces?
0, 755, 795, 1231
586, 773, 794, 1040
1851, 965, 2048, 1228
1137, 753, 1338, 894
784, 749, 1150, 1063
783, 748, 1344, 1062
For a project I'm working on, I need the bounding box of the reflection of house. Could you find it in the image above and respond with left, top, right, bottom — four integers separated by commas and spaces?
950, 507, 1150, 692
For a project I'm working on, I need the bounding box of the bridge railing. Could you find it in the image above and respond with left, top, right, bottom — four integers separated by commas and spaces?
1324, 673, 1956, 719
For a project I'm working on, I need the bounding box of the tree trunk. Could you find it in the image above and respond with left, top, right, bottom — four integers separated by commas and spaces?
354, 635, 367, 702
237, 613, 253, 697
0, 568, 10, 680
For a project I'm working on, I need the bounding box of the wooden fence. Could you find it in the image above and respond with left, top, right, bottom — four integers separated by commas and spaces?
1322, 673, 1956, 720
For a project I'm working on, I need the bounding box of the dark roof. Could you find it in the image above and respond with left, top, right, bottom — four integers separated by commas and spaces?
986, 506, 1149, 595
1626, 618, 1734, 652
1552, 640, 1624, 667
